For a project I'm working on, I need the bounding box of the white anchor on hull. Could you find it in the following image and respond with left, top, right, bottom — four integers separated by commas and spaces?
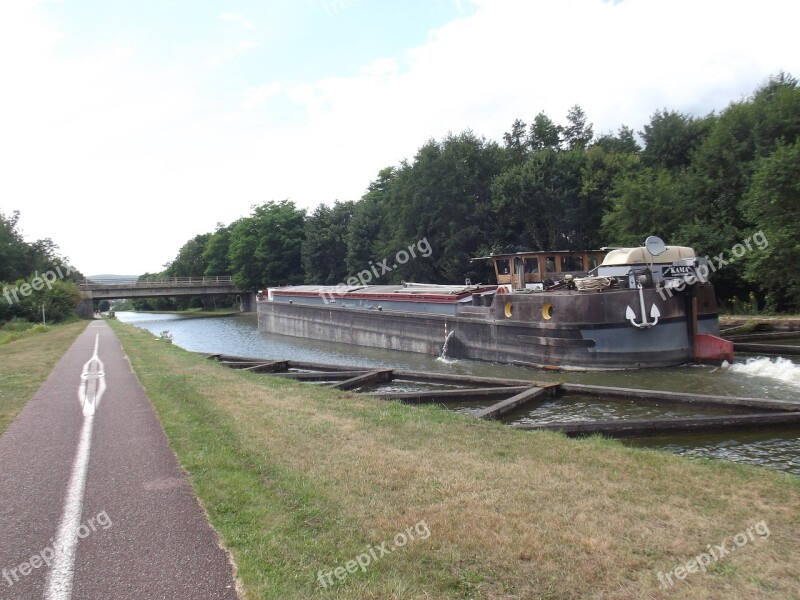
626, 282, 661, 329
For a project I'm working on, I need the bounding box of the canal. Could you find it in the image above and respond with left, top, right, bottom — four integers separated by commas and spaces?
116, 311, 800, 476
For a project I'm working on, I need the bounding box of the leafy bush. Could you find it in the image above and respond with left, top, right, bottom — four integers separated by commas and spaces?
1, 279, 83, 325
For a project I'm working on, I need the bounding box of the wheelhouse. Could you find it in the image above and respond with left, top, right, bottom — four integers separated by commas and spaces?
488, 250, 607, 290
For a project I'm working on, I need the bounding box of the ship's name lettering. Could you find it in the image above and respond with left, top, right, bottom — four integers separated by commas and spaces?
662, 266, 696, 277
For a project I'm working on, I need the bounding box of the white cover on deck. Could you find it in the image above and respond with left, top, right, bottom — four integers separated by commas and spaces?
601, 246, 695, 266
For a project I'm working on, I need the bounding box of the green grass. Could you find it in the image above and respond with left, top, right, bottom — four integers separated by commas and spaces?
0, 317, 83, 345
0, 321, 87, 433
0, 319, 42, 345
108, 318, 800, 599
720, 315, 800, 336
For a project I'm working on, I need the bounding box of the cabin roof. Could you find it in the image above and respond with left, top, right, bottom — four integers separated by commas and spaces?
471, 250, 605, 261
601, 246, 695, 266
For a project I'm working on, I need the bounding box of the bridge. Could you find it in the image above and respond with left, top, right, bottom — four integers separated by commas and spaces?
77, 276, 255, 317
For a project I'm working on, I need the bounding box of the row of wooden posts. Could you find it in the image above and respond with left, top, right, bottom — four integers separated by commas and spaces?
205, 354, 800, 439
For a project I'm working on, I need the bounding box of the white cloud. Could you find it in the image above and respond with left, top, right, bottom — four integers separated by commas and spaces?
262, 0, 799, 210
0, 6, 266, 274
220, 12, 255, 30
1, 0, 798, 275
242, 83, 284, 110
236, 40, 260, 52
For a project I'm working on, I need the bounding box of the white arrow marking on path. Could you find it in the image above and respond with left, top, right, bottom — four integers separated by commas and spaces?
78, 334, 106, 417
44, 333, 106, 600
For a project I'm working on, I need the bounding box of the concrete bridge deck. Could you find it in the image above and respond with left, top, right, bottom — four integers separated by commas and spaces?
78, 276, 255, 316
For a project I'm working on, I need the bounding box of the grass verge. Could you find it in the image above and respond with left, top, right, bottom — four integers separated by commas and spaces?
108, 318, 800, 599
0, 320, 87, 433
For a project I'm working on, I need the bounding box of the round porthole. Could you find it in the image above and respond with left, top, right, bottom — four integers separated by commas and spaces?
542, 303, 553, 320
504, 302, 513, 318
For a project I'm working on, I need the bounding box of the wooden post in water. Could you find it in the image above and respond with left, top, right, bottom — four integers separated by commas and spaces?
474, 384, 560, 420
329, 369, 394, 391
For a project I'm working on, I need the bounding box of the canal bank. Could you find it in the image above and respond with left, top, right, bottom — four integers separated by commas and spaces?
116, 311, 800, 476
720, 315, 800, 333
106, 317, 800, 599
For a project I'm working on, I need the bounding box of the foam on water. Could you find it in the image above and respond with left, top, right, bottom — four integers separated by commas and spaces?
438, 331, 456, 362
728, 356, 800, 389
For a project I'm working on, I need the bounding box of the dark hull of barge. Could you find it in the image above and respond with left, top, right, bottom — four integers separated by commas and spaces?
257, 284, 721, 370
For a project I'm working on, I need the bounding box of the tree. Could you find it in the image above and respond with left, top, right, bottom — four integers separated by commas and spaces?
380, 131, 504, 283
602, 167, 685, 246
750, 72, 800, 158
128, 74, 800, 312
203, 223, 235, 276
742, 141, 800, 311
345, 168, 394, 275
502, 118, 528, 166
0, 211, 28, 281
679, 78, 798, 298
165, 233, 211, 278
580, 142, 641, 247
228, 200, 306, 289
1, 210, 85, 323
562, 105, 593, 150
0, 211, 73, 283
492, 148, 590, 251
592, 126, 641, 154
640, 109, 711, 170
8, 279, 83, 323
302, 201, 355, 284
528, 112, 561, 152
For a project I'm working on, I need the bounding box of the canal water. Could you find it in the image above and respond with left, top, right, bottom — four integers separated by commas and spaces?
116, 312, 800, 476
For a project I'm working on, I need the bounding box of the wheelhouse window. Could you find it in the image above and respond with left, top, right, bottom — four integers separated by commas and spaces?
495, 259, 510, 275
561, 255, 585, 272
545, 257, 556, 273
588, 255, 599, 270
524, 258, 539, 274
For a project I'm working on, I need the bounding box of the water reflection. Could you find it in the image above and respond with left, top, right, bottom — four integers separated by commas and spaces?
627, 432, 800, 475
116, 312, 800, 476
507, 396, 736, 424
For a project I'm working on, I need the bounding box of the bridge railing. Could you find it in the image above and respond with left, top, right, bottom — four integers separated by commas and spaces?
79, 276, 235, 288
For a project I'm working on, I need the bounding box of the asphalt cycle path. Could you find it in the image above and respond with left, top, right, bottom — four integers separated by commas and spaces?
0, 320, 240, 599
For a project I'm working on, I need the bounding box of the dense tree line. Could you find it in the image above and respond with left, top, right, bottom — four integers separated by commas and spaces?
0, 211, 84, 324
156, 73, 800, 312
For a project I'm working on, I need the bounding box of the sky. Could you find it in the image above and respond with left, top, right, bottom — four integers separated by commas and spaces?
1, 0, 798, 276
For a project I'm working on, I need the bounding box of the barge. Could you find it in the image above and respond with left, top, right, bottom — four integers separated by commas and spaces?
257, 238, 733, 370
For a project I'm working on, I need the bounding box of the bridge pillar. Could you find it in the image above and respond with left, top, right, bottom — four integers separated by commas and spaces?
239, 292, 257, 312
77, 296, 94, 318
